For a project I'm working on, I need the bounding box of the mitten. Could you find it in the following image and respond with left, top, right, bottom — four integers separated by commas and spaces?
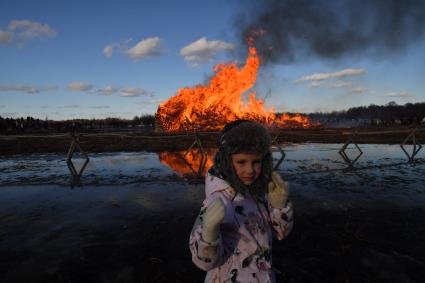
201, 198, 225, 243
268, 171, 289, 209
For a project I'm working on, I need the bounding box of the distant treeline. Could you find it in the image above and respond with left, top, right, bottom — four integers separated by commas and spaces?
307, 101, 425, 120
283, 101, 425, 126
0, 115, 156, 134
1, 102, 424, 133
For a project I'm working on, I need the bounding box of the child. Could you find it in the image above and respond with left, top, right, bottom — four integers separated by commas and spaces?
189, 120, 293, 282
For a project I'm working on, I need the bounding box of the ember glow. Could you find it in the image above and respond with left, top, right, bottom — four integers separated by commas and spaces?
156, 38, 312, 131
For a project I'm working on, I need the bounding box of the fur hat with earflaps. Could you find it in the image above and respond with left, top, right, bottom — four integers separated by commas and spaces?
213, 119, 273, 197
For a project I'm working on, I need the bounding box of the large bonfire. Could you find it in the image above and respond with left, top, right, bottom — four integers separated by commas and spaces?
155, 37, 311, 132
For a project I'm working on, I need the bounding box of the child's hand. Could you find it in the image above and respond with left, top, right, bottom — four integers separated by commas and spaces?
268, 171, 289, 209
201, 198, 225, 243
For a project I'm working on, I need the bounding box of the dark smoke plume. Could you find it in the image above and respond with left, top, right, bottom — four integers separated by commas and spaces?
237, 0, 425, 64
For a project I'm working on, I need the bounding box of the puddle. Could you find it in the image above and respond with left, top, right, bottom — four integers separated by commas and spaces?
1, 143, 424, 186
1, 143, 425, 282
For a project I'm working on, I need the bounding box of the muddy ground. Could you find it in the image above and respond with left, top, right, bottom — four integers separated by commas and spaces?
1, 153, 424, 282
1, 126, 424, 156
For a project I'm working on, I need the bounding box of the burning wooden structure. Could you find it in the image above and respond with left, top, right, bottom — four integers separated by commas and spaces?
155, 37, 312, 132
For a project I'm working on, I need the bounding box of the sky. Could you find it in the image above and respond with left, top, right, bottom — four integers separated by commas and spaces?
1, 0, 425, 120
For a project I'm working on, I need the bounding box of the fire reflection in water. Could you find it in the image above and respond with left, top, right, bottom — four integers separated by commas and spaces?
158, 148, 218, 177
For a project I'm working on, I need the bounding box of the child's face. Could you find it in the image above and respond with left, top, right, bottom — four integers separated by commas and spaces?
231, 152, 262, 185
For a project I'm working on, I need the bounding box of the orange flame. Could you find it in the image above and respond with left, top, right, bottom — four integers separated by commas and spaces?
158, 148, 217, 177
156, 38, 313, 131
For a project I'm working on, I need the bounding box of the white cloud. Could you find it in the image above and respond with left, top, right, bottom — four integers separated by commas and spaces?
350, 87, 368, 94
90, 85, 153, 97
138, 99, 164, 105
1, 20, 56, 48
295, 68, 366, 83
0, 29, 12, 44
0, 84, 57, 94
103, 38, 132, 59
96, 86, 118, 95
328, 80, 352, 88
1, 112, 19, 117
60, 104, 80, 109
120, 88, 152, 97
103, 45, 113, 58
8, 19, 56, 39
384, 91, 411, 98
180, 37, 235, 65
307, 82, 322, 88
306, 80, 353, 89
103, 112, 118, 116
89, 105, 110, 109
125, 37, 162, 60
68, 82, 93, 91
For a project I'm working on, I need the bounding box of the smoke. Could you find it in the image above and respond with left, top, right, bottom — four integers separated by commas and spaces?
236, 0, 425, 64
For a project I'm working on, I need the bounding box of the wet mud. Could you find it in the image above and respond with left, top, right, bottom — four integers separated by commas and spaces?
1, 145, 425, 282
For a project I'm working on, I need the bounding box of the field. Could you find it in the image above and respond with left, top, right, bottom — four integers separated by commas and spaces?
1, 126, 424, 156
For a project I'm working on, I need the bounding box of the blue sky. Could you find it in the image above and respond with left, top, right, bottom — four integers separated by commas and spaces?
1, 0, 424, 120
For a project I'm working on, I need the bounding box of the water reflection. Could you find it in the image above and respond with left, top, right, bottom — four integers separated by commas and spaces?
158, 148, 217, 177
158, 146, 286, 177
1, 144, 424, 185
